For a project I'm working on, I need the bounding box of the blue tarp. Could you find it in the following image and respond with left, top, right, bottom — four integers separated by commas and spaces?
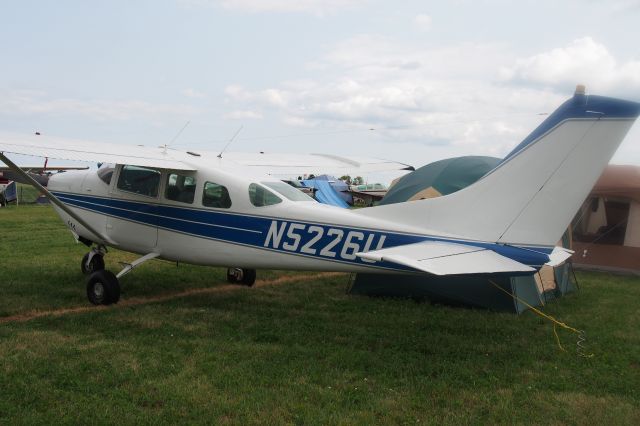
306, 175, 352, 204
301, 179, 350, 208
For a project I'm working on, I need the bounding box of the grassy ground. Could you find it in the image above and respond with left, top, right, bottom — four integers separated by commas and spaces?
0, 205, 639, 424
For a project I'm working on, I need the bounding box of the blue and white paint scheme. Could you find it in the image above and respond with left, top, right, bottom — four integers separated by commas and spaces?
1, 86, 639, 305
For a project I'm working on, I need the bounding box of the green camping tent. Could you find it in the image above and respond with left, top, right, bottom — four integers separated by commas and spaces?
350, 156, 576, 313
380, 156, 500, 205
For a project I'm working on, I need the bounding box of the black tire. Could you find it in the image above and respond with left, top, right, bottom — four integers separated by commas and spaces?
241, 269, 256, 287
226, 268, 256, 287
86, 270, 120, 305
81, 253, 105, 275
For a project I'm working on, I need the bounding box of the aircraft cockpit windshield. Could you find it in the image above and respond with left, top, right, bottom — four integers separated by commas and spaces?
260, 181, 315, 202
97, 163, 115, 185
249, 183, 282, 207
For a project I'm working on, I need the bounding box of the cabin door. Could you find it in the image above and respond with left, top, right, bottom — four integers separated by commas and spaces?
106, 165, 159, 252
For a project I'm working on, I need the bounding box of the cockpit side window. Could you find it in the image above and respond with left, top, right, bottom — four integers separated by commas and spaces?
202, 182, 232, 209
97, 164, 115, 185
116, 165, 161, 198
165, 173, 197, 204
248, 183, 282, 207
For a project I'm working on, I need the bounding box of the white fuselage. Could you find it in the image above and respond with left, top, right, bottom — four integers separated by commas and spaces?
47, 160, 442, 274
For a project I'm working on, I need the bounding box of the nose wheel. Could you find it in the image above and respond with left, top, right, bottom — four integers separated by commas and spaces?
82, 251, 159, 305
227, 268, 256, 287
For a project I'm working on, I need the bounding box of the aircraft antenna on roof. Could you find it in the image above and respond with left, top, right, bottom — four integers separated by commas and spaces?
162, 120, 191, 154
218, 125, 243, 159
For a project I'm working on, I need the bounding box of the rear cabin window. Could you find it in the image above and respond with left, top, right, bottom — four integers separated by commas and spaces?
117, 165, 161, 197
166, 173, 197, 204
202, 182, 232, 208
249, 183, 282, 207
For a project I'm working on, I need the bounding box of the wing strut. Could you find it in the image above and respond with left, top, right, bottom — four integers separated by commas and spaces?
0, 152, 113, 244
116, 252, 160, 278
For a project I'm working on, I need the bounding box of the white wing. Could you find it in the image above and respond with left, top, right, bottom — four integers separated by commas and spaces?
0, 133, 412, 175
0, 133, 196, 171
357, 241, 535, 275
219, 152, 414, 177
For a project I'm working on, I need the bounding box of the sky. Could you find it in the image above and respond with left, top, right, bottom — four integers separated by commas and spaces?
1, 0, 640, 182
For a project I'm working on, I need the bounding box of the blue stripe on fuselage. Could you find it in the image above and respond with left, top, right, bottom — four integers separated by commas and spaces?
52, 191, 552, 270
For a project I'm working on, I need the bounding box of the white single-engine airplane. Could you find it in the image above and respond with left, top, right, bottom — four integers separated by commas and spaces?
1, 87, 639, 306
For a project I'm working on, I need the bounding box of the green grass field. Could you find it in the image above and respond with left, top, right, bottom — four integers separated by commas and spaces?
0, 205, 639, 424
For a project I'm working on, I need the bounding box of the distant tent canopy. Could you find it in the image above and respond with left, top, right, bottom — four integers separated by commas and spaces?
572, 165, 640, 273
310, 174, 350, 194
351, 155, 576, 313
380, 156, 500, 205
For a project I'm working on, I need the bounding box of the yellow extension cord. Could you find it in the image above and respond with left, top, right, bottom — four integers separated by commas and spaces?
489, 280, 594, 358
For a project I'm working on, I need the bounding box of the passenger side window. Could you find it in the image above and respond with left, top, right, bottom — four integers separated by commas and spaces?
249, 183, 282, 207
117, 165, 161, 197
166, 173, 197, 204
202, 182, 232, 208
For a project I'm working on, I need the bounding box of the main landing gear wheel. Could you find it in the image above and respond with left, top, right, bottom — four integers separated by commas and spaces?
81, 252, 105, 275
226, 268, 256, 287
86, 270, 120, 305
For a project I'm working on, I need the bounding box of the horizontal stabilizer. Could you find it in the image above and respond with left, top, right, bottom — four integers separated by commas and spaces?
545, 246, 574, 267
356, 241, 535, 275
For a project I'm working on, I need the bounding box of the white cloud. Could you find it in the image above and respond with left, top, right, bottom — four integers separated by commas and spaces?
413, 14, 432, 31
224, 85, 253, 101
222, 35, 640, 166
224, 35, 567, 160
501, 37, 640, 96
321, 35, 510, 80
606, 0, 640, 12
0, 90, 199, 121
183, 0, 367, 15
181, 88, 206, 98
223, 109, 263, 120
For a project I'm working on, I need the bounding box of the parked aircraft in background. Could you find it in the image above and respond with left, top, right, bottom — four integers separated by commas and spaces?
1, 164, 89, 179
0, 86, 638, 306
0, 164, 89, 205
348, 182, 388, 206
